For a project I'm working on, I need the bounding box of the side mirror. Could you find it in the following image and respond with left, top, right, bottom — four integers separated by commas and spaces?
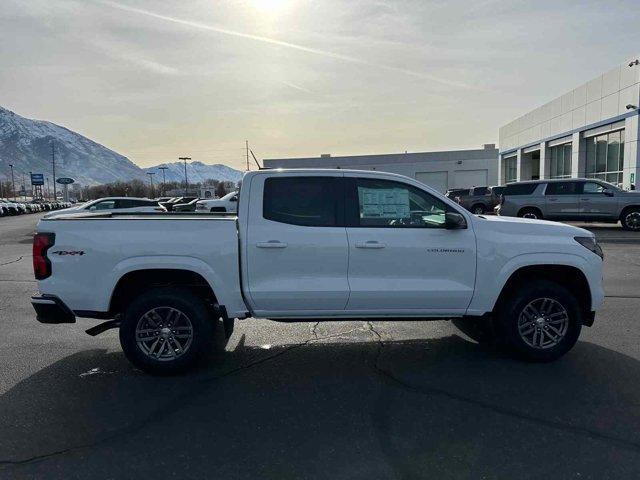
604, 190, 614, 197
445, 212, 467, 230
230, 197, 238, 202
88, 206, 96, 211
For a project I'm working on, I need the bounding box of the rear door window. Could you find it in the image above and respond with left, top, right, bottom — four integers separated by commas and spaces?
263, 177, 343, 227
545, 182, 580, 195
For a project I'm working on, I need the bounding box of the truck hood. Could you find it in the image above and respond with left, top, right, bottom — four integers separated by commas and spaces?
478, 215, 592, 237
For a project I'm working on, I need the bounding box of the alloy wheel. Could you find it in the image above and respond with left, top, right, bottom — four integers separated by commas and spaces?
624, 212, 640, 231
517, 298, 569, 349
135, 307, 194, 361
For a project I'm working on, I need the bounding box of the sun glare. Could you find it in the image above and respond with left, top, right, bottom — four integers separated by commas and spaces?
250, 0, 289, 13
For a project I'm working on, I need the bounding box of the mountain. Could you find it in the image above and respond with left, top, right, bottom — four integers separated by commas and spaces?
143, 161, 243, 185
0, 106, 243, 187
0, 106, 144, 186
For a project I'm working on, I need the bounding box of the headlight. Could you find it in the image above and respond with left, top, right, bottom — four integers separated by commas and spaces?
574, 236, 603, 260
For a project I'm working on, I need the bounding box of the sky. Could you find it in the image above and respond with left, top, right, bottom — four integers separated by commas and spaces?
1, 0, 639, 170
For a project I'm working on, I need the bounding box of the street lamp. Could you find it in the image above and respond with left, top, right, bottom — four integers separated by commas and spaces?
8, 164, 16, 201
179, 157, 191, 196
147, 172, 156, 198
158, 166, 168, 196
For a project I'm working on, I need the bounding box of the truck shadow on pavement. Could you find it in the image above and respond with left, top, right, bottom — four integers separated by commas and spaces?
1, 334, 640, 479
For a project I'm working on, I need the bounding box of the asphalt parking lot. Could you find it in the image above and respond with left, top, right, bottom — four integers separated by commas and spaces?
1, 213, 640, 479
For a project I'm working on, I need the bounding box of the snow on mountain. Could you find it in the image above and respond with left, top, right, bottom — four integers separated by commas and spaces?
0, 106, 145, 186
143, 161, 243, 185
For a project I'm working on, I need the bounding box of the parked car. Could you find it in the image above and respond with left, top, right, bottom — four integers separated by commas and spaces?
454, 186, 496, 215
496, 178, 640, 230
43, 197, 166, 219
445, 188, 470, 199
32, 169, 604, 374
0, 199, 20, 215
160, 197, 197, 212
195, 191, 239, 213
173, 198, 200, 212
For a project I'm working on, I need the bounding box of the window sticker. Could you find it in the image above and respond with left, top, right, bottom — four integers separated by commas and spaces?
359, 187, 410, 219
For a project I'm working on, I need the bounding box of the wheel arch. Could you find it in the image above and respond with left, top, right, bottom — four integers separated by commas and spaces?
620, 204, 640, 219
492, 264, 592, 323
109, 268, 219, 316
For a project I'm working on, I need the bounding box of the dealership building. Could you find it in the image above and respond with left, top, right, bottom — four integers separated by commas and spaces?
264, 144, 499, 193
499, 56, 640, 189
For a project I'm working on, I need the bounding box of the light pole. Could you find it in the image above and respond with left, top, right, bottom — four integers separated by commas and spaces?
46, 177, 50, 200
51, 141, 57, 201
179, 157, 191, 196
21, 172, 26, 201
8, 164, 16, 201
147, 172, 155, 198
158, 166, 168, 196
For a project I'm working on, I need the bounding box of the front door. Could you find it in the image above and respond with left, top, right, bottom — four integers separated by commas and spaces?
245, 174, 350, 315
343, 175, 476, 316
544, 181, 581, 219
578, 181, 618, 219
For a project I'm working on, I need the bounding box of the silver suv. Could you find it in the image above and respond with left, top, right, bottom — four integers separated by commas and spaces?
496, 178, 640, 231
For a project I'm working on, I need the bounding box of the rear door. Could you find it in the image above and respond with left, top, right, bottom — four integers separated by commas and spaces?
344, 175, 476, 316
245, 173, 350, 315
578, 181, 617, 219
544, 181, 581, 219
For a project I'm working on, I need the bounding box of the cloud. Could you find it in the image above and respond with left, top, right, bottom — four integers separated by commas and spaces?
95, 0, 473, 89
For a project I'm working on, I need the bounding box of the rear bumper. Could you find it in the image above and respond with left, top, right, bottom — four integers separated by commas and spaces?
31, 295, 76, 324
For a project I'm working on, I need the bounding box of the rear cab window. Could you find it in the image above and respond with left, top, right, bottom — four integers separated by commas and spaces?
263, 176, 343, 227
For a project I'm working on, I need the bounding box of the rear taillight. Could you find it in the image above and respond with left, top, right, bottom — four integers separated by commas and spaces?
33, 233, 55, 280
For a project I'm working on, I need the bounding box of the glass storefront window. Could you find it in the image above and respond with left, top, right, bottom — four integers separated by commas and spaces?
586, 130, 625, 185
503, 156, 517, 183
549, 143, 572, 178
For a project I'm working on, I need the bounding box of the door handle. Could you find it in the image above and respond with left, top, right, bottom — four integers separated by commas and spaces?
580, 198, 590, 202
355, 241, 386, 249
256, 241, 288, 248
548, 198, 558, 202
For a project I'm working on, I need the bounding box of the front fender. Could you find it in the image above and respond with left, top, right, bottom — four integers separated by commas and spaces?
467, 252, 603, 315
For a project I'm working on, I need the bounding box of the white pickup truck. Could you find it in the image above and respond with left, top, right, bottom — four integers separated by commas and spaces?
31, 169, 605, 374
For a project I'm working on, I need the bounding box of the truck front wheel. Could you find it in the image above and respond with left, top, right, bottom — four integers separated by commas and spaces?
496, 280, 582, 362
119, 287, 215, 374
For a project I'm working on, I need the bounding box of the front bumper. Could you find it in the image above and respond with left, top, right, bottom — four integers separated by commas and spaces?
31, 295, 76, 324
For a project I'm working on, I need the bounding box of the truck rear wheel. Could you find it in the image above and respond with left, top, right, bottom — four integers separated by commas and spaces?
119, 287, 215, 374
496, 280, 582, 362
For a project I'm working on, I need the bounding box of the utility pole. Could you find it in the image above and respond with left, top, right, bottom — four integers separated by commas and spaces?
9, 164, 16, 201
147, 172, 155, 198
246, 140, 250, 171
179, 157, 191, 196
46, 177, 50, 200
51, 141, 57, 200
21, 172, 26, 200
158, 166, 168, 196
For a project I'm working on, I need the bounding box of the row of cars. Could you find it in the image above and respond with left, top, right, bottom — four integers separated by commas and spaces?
447, 178, 640, 231
0, 199, 73, 217
39, 192, 241, 218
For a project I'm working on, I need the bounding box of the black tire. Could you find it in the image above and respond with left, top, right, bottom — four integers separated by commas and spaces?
471, 204, 486, 215
620, 207, 640, 231
119, 287, 215, 374
518, 207, 542, 220
496, 280, 582, 362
